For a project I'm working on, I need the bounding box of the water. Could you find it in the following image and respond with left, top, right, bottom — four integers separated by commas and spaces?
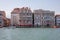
0, 28, 60, 40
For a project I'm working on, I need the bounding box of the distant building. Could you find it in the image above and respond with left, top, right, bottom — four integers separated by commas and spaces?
55, 15, 60, 28
11, 8, 20, 26
42, 10, 55, 28
19, 7, 33, 27
11, 7, 55, 28
6, 18, 11, 26
34, 9, 55, 28
11, 7, 33, 27
33, 9, 42, 27
0, 11, 6, 27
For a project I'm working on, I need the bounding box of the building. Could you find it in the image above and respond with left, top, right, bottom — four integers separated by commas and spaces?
42, 10, 55, 28
5, 18, 11, 27
11, 7, 33, 27
11, 8, 20, 26
7, 18, 11, 26
33, 9, 42, 27
11, 7, 55, 28
0, 11, 6, 27
55, 15, 60, 28
33, 9, 55, 28
19, 7, 33, 27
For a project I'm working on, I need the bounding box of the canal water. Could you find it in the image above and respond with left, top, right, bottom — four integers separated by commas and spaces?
0, 28, 60, 40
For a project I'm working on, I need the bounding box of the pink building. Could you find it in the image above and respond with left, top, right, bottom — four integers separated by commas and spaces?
19, 7, 33, 27
0, 11, 6, 27
11, 7, 33, 27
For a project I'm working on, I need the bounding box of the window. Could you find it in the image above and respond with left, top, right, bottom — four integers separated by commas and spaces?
35, 15, 40, 19
27, 20, 31, 24
0, 21, 2, 23
26, 13, 31, 16
0, 14, 2, 15
44, 16, 52, 20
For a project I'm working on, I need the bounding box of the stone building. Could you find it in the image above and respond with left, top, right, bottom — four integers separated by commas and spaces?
33, 9, 42, 27
55, 15, 60, 28
19, 7, 33, 27
33, 9, 55, 28
11, 8, 20, 26
0, 11, 6, 27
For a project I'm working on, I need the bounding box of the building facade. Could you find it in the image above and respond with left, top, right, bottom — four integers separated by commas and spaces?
0, 11, 6, 27
11, 7, 55, 28
42, 10, 55, 28
11, 8, 20, 26
55, 15, 60, 28
34, 9, 55, 28
5, 18, 11, 26
19, 7, 33, 27
33, 9, 42, 27
11, 7, 33, 27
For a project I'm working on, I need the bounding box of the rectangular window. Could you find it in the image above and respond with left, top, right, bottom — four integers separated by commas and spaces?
0, 21, 2, 23
0, 14, 2, 15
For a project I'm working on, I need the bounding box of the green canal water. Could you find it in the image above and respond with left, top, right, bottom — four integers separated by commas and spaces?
0, 28, 60, 40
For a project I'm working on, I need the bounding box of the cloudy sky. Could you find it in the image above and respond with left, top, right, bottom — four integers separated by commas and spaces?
0, 0, 60, 18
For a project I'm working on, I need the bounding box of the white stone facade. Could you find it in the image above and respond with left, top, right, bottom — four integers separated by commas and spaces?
34, 9, 55, 27
11, 13, 20, 26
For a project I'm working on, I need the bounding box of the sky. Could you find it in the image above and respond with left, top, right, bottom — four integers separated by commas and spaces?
0, 0, 60, 18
